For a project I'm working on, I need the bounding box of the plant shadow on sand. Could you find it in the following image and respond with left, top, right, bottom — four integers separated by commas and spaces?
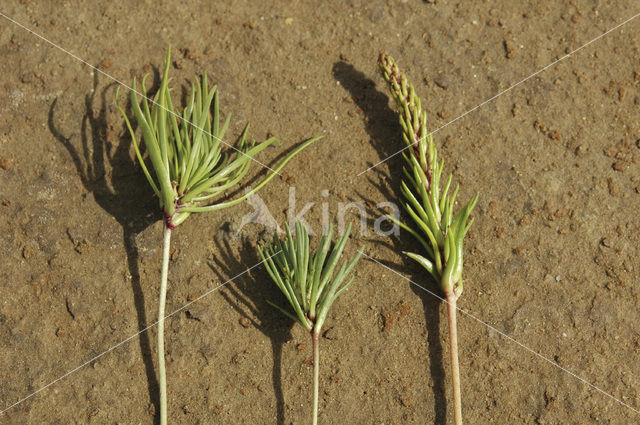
209, 230, 293, 425
333, 60, 447, 425
48, 72, 162, 423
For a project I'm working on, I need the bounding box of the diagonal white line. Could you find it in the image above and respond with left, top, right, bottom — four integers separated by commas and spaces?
363, 252, 640, 416
0, 11, 282, 176
0, 253, 276, 416
357, 10, 640, 177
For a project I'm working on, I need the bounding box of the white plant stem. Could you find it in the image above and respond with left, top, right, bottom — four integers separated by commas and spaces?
158, 223, 172, 425
312, 330, 320, 425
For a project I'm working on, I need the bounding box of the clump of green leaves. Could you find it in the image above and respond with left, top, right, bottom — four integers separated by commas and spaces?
258, 222, 363, 425
117, 47, 319, 229
378, 52, 477, 425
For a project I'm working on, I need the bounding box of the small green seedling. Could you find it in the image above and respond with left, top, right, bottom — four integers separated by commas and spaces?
378, 52, 477, 425
258, 222, 363, 425
116, 48, 320, 425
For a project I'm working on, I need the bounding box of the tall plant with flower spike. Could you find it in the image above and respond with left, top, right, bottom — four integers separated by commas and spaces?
378, 52, 477, 425
116, 47, 320, 425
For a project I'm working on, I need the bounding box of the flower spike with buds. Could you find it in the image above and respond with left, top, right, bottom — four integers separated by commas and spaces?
378, 51, 478, 425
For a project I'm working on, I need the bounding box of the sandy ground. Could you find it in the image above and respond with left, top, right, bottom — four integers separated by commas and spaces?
1, 1, 640, 424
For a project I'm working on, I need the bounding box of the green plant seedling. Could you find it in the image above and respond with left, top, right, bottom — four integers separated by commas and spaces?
378, 52, 477, 425
116, 47, 321, 425
258, 222, 363, 425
